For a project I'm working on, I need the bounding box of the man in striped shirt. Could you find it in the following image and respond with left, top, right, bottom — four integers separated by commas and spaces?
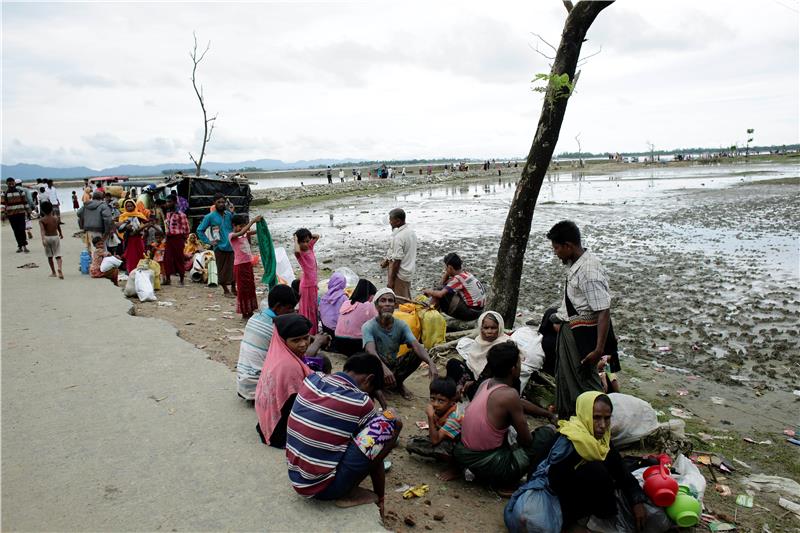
286, 353, 402, 516
2, 177, 32, 253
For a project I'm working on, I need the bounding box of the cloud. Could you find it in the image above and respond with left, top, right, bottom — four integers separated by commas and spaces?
82, 133, 181, 157
55, 71, 120, 88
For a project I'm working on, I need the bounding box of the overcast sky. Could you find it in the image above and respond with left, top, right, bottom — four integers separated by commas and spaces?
2, 0, 798, 169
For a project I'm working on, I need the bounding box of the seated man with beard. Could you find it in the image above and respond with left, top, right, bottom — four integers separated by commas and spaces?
362, 288, 438, 402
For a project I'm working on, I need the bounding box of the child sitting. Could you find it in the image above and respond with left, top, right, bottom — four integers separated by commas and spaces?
598, 356, 620, 394
89, 236, 120, 285
406, 377, 464, 481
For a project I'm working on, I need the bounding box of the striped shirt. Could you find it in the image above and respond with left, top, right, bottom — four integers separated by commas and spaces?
2, 188, 30, 217
286, 372, 377, 497
445, 271, 486, 308
236, 309, 276, 400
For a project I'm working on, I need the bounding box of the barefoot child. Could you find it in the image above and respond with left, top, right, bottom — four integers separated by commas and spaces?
406, 377, 464, 480
294, 228, 320, 334
229, 214, 262, 319
38, 201, 64, 279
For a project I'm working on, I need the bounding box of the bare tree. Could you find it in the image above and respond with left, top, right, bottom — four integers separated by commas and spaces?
575, 132, 584, 167
188, 32, 218, 177
487, 0, 614, 326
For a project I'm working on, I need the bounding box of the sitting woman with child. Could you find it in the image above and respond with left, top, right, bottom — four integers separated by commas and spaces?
334, 279, 378, 356
505, 391, 647, 532
254, 314, 331, 449
117, 199, 154, 273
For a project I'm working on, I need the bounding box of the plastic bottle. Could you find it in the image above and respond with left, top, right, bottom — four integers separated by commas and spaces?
80, 250, 91, 275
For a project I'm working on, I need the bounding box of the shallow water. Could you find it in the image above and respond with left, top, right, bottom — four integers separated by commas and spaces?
253, 163, 799, 385
248, 161, 797, 191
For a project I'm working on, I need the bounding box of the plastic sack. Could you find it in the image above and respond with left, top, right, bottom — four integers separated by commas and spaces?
510, 327, 545, 371
672, 453, 706, 502
587, 490, 673, 533
134, 268, 157, 302
335, 267, 358, 288
189, 251, 215, 283
456, 337, 476, 359
394, 303, 421, 356
123, 273, 137, 298
137, 258, 161, 290
419, 309, 447, 349
608, 393, 660, 447
504, 487, 562, 533
100, 256, 122, 273
274, 247, 295, 283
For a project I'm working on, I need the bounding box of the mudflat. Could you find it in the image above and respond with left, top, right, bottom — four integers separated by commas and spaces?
134, 164, 798, 531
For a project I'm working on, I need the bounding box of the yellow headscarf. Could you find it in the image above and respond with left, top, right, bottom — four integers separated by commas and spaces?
118, 199, 149, 222
557, 391, 611, 462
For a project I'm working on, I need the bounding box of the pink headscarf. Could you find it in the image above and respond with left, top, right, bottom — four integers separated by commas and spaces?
319, 273, 348, 330
254, 315, 313, 445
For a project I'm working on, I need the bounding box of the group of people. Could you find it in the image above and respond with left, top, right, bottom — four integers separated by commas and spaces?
228, 206, 635, 530
6, 175, 636, 528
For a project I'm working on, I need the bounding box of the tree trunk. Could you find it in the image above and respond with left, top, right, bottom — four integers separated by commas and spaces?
488, 1, 613, 326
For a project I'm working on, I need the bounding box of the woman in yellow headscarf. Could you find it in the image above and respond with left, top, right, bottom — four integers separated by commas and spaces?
548, 391, 648, 531
117, 199, 153, 273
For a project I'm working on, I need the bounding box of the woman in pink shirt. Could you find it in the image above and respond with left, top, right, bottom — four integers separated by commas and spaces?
229, 214, 262, 319
334, 279, 378, 356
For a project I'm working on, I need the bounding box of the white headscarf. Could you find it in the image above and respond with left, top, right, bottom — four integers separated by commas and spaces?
466, 310, 511, 377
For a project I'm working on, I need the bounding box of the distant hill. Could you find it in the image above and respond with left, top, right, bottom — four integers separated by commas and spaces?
1, 158, 363, 181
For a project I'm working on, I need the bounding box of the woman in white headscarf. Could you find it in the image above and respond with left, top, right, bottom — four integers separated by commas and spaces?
451, 311, 511, 399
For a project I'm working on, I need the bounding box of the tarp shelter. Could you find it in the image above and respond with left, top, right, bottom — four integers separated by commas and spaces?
167, 175, 253, 230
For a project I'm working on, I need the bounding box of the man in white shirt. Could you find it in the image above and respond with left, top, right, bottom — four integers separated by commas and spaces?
45, 179, 61, 217
547, 220, 619, 419
381, 208, 417, 299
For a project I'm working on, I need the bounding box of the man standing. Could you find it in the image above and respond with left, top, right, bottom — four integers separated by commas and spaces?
422, 252, 486, 321
2, 177, 32, 253
362, 288, 437, 400
546, 220, 619, 419
45, 179, 61, 218
196, 193, 236, 296
77, 191, 113, 251
163, 194, 190, 286
381, 208, 417, 299
326, 165, 332, 184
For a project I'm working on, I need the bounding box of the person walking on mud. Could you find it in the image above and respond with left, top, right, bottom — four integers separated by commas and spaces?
381, 208, 417, 300
546, 220, 619, 420
197, 193, 237, 297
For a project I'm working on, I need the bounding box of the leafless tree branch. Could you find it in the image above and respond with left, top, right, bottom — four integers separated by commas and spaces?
189, 31, 214, 176
531, 32, 558, 53
577, 44, 602, 67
